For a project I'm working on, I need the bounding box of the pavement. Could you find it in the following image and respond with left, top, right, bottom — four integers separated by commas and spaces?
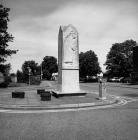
0, 82, 138, 140
106, 82, 138, 89
0, 81, 122, 111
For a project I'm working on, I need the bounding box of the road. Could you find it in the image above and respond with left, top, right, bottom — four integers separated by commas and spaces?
0, 83, 138, 140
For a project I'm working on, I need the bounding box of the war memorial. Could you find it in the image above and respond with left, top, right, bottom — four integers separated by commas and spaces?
0, 24, 138, 140
0, 24, 114, 111
53, 24, 86, 97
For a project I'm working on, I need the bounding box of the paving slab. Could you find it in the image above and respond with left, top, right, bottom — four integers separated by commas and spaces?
0, 81, 121, 110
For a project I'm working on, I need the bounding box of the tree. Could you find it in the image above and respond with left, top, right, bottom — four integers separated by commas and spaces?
21, 60, 40, 82
79, 50, 101, 78
0, 4, 17, 75
42, 56, 58, 80
16, 70, 24, 83
105, 39, 137, 77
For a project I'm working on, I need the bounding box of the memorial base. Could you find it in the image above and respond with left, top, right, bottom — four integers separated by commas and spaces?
97, 96, 107, 100
37, 89, 45, 94
12, 91, 25, 98
52, 89, 87, 98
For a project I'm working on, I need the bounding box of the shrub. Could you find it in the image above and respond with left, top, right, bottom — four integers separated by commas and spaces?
0, 82, 8, 88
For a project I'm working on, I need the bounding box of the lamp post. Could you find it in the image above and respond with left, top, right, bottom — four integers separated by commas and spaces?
97, 72, 106, 99
40, 63, 43, 80
27, 67, 31, 85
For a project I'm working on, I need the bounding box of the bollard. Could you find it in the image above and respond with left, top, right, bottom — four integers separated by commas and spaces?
103, 82, 107, 95
98, 77, 107, 100
99, 79, 102, 98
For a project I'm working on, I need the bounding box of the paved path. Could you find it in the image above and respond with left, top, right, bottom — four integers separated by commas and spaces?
0, 82, 138, 140
0, 81, 122, 112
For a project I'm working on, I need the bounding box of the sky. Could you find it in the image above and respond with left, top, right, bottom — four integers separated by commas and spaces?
2, 0, 138, 73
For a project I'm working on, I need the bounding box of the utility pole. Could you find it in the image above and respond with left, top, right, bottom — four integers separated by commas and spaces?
27, 67, 31, 85
40, 63, 43, 80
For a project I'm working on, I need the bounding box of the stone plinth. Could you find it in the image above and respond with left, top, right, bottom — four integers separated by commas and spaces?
40, 91, 51, 101
12, 91, 25, 98
54, 24, 86, 97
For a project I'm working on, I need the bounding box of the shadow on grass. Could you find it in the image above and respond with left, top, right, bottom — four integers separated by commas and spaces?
124, 82, 138, 85
108, 83, 138, 89
123, 93, 138, 97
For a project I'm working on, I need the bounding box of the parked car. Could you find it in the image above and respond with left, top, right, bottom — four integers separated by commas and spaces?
108, 77, 124, 82
121, 77, 132, 83
79, 77, 86, 82
85, 76, 98, 82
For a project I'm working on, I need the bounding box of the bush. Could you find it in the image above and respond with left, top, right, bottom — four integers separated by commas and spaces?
30, 76, 41, 85
0, 76, 11, 88
8, 82, 18, 87
122, 77, 132, 83
0, 82, 8, 88
4, 76, 11, 83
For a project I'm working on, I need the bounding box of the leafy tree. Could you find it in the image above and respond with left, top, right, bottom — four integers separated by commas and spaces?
105, 39, 137, 77
16, 70, 24, 83
79, 50, 101, 78
21, 60, 40, 82
0, 4, 17, 75
22, 60, 39, 75
42, 56, 58, 80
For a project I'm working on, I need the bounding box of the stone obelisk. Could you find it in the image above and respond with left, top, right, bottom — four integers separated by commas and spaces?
53, 24, 86, 97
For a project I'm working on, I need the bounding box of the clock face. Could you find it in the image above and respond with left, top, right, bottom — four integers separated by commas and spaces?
62, 32, 79, 69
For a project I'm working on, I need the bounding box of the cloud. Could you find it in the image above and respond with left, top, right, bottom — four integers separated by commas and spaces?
5, 0, 72, 20
7, 0, 138, 72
